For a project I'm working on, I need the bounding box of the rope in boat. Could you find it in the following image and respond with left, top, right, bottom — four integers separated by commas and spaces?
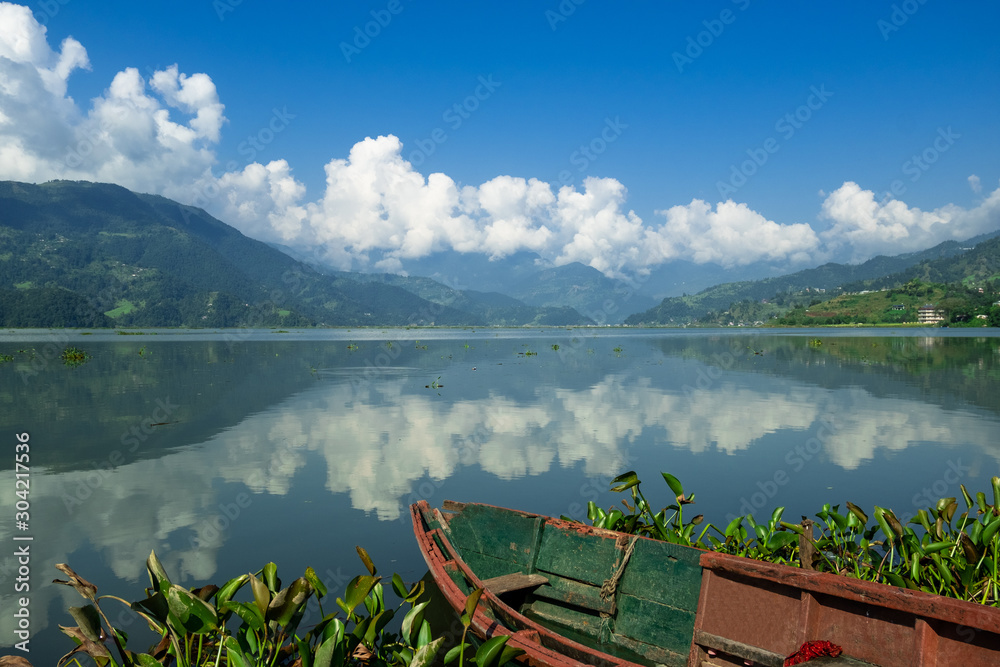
600, 534, 639, 617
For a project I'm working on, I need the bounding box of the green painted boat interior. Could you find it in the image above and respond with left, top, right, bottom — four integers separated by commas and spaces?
442, 504, 704, 667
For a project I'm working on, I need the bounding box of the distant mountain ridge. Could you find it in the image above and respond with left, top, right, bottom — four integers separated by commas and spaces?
625, 231, 1000, 325
0, 180, 591, 327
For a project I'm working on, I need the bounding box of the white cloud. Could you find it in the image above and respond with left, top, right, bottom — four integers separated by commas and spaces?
819, 181, 1000, 261
1, 2, 997, 279
648, 199, 821, 268
969, 174, 982, 194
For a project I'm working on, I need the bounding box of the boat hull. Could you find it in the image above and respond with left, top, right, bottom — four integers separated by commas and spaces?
412, 500, 1000, 667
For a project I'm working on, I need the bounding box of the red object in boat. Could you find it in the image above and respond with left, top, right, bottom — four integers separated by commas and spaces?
783, 640, 842, 666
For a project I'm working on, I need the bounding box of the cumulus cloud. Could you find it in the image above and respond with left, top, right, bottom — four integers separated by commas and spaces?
969, 174, 982, 194
1, 1, 997, 279
648, 199, 821, 268
819, 181, 1000, 261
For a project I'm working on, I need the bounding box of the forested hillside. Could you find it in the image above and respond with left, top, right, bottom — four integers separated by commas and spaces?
0, 181, 591, 327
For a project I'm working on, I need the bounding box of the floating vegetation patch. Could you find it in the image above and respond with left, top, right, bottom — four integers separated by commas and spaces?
61, 346, 91, 366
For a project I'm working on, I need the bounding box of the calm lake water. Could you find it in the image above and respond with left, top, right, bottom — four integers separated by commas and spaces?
1, 327, 999, 663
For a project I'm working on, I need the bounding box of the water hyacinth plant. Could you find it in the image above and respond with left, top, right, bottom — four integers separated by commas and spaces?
33, 547, 509, 667
579, 470, 1000, 606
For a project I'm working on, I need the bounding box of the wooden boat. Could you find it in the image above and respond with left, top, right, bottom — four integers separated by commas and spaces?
411, 500, 1000, 667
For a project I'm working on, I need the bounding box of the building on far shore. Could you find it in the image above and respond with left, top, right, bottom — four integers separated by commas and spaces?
917, 304, 945, 324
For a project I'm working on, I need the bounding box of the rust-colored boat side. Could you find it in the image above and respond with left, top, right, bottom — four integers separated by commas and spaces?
692, 550, 1000, 667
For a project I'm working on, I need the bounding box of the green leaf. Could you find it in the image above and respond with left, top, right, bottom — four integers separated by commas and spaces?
417, 617, 433, 648
765, 531, 798, 552
661, 472, 684, 501
166, 584, 218, 634
313, 637, 346, 667
224, 636, 250, 667
68, 605, 103, 642
920, 541, 954, 555
724, 516, 744, 538
131, 590, 169, 626
982, 514, 1000, 544
298, 638, 314, 667
882, 571, 906, 588
409, 637, 445, 667
474, 635, 514, 667
341, 575, 380, 616
609, 471, 640, 493
357, 545, 377, 576
262, 562, 280, 593
402, 600, 430, 645
133, 653, 162, 667
305, 567, 328, 598
392, 573, 408, 599
846, 502, 868, 525
960, 484, 974, 510
216, 574, 250, 609
444, 644, 469, 664
249, 573, 270, 619
145, 550, 172, 594
496, 644, 526, 666
462, 587, 484, 626
221, 601, 265, 633
267, 576, 313, 628
875, 507, 896, 545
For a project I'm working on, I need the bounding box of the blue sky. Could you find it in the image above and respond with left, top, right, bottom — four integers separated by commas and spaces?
1, 1, 998, 278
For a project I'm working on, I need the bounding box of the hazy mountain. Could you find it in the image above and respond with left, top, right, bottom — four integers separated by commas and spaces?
332, 271, 595, 326
0, 181, 589, 327
508, 262, 658, 324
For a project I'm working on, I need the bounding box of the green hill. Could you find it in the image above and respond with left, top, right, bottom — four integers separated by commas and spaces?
625, 233, 999, 326
0, 180, 589, 327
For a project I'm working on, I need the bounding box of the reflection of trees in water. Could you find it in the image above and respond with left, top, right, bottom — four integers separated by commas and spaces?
651, 334, 1000, 415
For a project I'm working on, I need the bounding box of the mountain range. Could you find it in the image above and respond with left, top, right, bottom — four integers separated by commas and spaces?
1, 179, 998, 328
